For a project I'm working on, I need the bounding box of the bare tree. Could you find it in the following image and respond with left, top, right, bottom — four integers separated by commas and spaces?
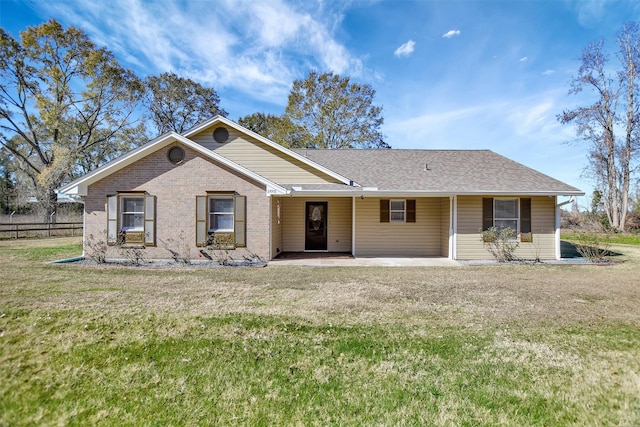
559, 22, 640, 230
0, 20, 145, 216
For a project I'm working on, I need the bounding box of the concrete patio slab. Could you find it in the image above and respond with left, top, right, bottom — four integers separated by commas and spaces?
268, 255, 461, 267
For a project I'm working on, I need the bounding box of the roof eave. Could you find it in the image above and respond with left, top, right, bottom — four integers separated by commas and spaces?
285, 189, 585, 197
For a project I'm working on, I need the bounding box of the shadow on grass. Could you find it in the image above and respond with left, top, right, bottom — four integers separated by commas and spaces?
560, 240, 622, 259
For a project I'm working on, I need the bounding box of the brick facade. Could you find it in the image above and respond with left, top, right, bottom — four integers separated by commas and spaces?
85, 143, 271, 260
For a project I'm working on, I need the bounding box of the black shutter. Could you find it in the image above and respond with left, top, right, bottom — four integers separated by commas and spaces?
482, 198, 494, 231
380, 199, 389, 223
520, 198, 531, 234
406, 200, 416, 223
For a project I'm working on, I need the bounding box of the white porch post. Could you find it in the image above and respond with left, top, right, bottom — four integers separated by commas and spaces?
448, 196, 457, 260
555, 196, 561, 260
268, 195, 273, 260
352, 196, 356, 256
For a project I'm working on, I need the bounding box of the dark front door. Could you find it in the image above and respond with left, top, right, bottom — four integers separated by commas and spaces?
305, 202, 328, 251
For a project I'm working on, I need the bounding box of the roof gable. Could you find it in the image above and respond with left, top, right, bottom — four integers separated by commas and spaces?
58, 132, 287, 196
184, 116, 352, 185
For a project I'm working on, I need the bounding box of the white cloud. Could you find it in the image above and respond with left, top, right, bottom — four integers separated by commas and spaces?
38, 0, 364, 109
519, 56, 528, 62
542, 69, 555, 75
394, 40, 415, 57
442, 30, 461, 38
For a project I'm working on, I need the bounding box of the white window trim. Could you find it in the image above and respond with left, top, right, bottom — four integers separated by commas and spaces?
494, 198, 520, 237
120, 195, 145, 232
208, 195, 235, 233
390, 199, 406, 223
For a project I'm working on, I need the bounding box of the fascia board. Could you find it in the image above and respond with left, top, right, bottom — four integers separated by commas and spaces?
287, 189, 585, 197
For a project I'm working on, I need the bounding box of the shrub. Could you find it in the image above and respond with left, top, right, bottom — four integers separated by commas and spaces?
115, 234, 146, 266
481, 227, 519, 262
572, 232, 611, 263
119, 246, 146, 265
161, 231, 191, 264
205, 233, 235, 266
85, 233, 108, 264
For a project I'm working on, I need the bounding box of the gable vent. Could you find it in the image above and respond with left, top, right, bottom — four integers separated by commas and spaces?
167, 146, 185, 164
213, 127, 229, 143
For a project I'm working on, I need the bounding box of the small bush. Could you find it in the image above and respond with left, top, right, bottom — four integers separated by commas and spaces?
115, 234, 146, 266
85, 233, 108, 264
161, 231, 191, 264
119, 247, 146, 265
205, 233, 235, 266
572, 232, 611, 263
481, 227, 519, 262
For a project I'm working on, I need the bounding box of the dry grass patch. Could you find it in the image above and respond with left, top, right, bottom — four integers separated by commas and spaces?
1, 237, 639, 425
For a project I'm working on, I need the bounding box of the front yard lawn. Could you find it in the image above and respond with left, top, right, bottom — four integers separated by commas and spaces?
1, 237, 639, 425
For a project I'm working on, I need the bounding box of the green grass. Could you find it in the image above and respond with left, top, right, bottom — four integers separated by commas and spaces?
561, 231, 640, 246
1, 237, 639, 426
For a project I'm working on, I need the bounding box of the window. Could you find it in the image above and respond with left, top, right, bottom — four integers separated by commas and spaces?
494, 199, 518, 231
482, 197, 532, 240
380, 199, 416, 223
390, 200, 406, 222
196, 193, 246, 247
107, 193, 155, 246
210, 197, 234, 232
121, 196, 144, 231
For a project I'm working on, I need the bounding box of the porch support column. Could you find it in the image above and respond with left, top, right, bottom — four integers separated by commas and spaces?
555, 196, 561, 260
449, 196, 457, 260
352, 196, 356, 256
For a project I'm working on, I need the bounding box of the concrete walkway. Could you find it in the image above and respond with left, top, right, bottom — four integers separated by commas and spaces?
268, 255, 461, 267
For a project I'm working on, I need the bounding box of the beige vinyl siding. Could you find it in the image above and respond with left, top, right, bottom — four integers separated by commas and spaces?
271, 197, 284, 258
281, 197, 352, 252
354, 197, 444, 257
456, 196, 556, 260
190, 126, 341, 184
440, 198, 450, 257
516, 196, 556, 260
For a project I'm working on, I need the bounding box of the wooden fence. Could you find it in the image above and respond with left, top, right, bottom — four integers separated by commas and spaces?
0, 222, 83, 239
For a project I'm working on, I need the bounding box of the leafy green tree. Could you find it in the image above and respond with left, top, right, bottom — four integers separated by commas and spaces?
559, 22, 640, 231
238, 112, 308, 148
144, 72, 227, 135
285, 70, 389, 149
0, 19, 146, 215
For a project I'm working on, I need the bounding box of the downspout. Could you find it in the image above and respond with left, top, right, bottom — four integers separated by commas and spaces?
555, 196, 576, 260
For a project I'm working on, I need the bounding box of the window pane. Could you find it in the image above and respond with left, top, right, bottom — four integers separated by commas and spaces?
122, 213, 143, 229
495, 199, 518, 219
213, 198, 234, 213
390, 212, 405, 221
390, 200, 405, 211
123, 197, 144, 213
495, 219, 517, 231
213, 213, 234, 231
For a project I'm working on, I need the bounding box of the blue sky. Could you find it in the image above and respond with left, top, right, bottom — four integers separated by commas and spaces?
2, 0, 639, 204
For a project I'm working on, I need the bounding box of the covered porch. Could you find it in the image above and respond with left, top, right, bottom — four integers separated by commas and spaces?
270, 195, 453, 260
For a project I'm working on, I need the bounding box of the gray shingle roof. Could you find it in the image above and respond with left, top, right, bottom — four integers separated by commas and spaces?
292, 149, 582, 195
